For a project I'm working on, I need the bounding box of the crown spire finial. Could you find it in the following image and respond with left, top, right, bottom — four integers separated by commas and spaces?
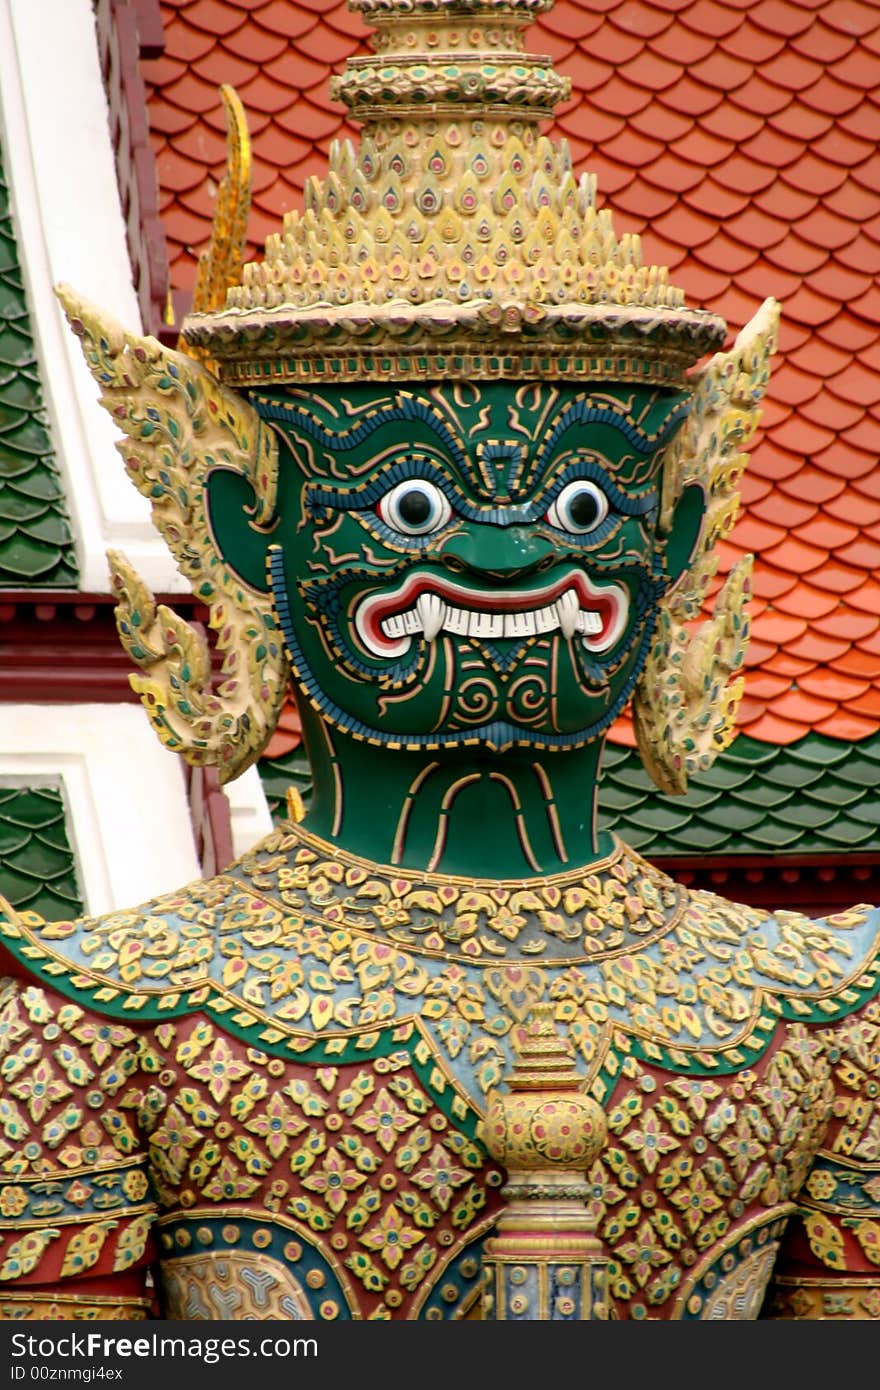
334, 0, 567, 126
182, 0, 727, 386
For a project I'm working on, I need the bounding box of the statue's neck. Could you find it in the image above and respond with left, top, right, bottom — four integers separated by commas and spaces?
296, 706, 609, 878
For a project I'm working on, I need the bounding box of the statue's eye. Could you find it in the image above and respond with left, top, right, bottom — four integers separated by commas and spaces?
377, 480, 452, 536
546, 480, 609, 535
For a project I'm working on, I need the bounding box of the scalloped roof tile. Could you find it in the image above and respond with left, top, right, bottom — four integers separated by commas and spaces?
596, 731, 880, 855
144, 0, 880, 759
0, 138, 77, 587
0, 787, 83, 921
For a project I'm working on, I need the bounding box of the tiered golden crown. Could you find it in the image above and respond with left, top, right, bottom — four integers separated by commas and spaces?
183, 0, 726, 384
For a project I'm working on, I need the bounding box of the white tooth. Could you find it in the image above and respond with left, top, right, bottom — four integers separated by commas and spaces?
556, 590, 579, 640
443, 606, 470, 636
581, 611, 602, 636
402, 608, 421, 634
535, 605, 557, 633
417, 594, 445, 641
470, 612, 502, 639
383, 614, 405, 638
503, 611, 537, 637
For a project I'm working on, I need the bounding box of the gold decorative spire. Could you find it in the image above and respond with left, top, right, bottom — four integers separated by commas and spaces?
182, 0, 726, 386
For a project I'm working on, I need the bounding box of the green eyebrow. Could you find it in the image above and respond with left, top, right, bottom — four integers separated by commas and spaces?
252, 391, 469, 478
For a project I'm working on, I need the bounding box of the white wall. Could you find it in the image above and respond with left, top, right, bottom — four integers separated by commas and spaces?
0, 705, 201, 915
0, 0, 275, 908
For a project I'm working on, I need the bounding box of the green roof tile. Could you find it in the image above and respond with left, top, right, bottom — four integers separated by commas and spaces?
596, 732, 880, 858
0, 136, 77, 587
800, 777, 864, 809
258, 745, 313, 823
745, 819, 807, 851
785, 739, 854, 769
662, 821, 735, 853
727, 782, 794, 812
594, 785, 647, 814
0, 787, 83, 920
835, 753, 880, 786
845, 798, 880, 827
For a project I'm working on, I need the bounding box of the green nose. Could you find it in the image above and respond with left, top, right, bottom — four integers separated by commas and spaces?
439, 525, 559, 581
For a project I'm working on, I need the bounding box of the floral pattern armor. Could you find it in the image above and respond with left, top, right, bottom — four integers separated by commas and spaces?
1, 825, 879, 1320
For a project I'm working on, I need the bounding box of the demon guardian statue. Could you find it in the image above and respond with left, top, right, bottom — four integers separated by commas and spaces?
0, 0, 877, 1321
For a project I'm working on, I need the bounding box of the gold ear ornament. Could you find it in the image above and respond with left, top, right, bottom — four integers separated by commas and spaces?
56, 283, 286, 784
632, 298, 780, 795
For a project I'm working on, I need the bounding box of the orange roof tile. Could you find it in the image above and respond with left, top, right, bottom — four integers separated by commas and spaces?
739, 473, 773, 505
761, 535, 830, 577
811, 437, 875, 479
769, 103, 833, 143
849, 472, 880, 503
750, 493, 815, 529
770, 688, 839, 725
689, 176, 751, 219
750, 611, 808, 646
822, 0, 879, 38
751, 1, 814, 41
772, 585, 839, 621
813, 611, 880, 641
786, 632, 850, 664
844, 579, 880, 616
800, 394, 864, 434
746, 672, 792, 702
762, 652, 814, 679
826, 492, 880, 528
802, 73, 864, 118
835, 649, 880, 680
720, 17, 787, 64
743, 444, 796, 485
814, 711, 880, 740
840, 688, 880, 722
739, 711, 817, 745
790, 22, 855, 65
796, 515, 859, 551
777, 283, 841, 327
753, 181, 817, 223
144, 0, 880, 747
803, 559, 866, 596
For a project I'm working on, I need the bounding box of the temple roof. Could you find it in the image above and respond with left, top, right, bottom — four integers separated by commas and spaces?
0, 139, 78, 587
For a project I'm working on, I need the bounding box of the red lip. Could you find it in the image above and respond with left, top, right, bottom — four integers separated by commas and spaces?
353, 570, 628, 658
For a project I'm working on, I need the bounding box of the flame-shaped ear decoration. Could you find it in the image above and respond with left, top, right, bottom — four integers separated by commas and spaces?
632, 296, 780, 795
56, 282, 287, 783
183, 83, 252, 372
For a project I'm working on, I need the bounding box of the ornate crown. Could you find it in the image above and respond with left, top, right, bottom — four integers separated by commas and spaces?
182, 0, 727, 386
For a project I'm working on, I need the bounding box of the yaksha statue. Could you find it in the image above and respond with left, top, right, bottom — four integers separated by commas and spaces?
1, 0, 878, 1323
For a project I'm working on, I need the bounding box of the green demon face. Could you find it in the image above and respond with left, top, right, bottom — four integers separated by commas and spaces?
207, 382, 703, 753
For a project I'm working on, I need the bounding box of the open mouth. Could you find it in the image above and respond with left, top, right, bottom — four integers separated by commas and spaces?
353, 571, 629, 659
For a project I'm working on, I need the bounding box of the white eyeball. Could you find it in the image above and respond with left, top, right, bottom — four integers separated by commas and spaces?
378, 480, 452, 536
546, 480, 609, 535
